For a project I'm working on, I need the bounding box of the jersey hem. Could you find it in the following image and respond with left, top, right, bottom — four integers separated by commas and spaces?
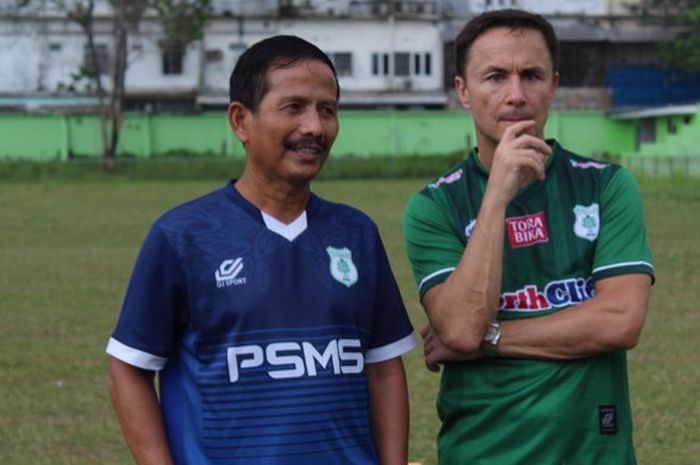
418, 267, 455, 298
592, 261, 655, 284
365, 333, 417, 363
106, 337, 168, 371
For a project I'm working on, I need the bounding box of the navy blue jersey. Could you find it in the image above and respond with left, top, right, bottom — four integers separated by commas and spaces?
107, 182, 416, 465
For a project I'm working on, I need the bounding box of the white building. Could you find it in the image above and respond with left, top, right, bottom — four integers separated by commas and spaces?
0, 0, 682, 112
0, 3, 446, 111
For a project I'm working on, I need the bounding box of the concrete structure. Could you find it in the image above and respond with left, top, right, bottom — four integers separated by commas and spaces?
0, 1, 445, 111
0, 0, 697, 112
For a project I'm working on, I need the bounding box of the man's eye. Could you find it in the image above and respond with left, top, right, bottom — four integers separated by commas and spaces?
321, 106, 337, 117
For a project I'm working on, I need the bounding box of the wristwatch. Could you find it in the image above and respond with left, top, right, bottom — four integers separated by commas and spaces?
480, 320, 502, 357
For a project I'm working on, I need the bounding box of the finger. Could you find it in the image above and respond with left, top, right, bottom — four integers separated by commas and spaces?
501, 120, 536, 142
425, 361, 441, 373
513, 149, 548, 180
420, 323, 432, 339
513, 135, 552, 156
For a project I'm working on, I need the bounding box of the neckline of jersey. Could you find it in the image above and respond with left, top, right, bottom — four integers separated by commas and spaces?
223, 180, 320, 241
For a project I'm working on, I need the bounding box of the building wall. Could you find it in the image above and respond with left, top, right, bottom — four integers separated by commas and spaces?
0, 14, 443, 103
0, 110, 639, 161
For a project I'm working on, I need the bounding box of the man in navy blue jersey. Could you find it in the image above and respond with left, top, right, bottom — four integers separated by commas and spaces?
106, 35, 416, 465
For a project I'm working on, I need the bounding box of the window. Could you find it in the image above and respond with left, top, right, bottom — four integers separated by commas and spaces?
372, 53, 390, 76
205, 49, 223, 63
638, 118, 656, 145
162, 49, 184, 75
84, 43, 109, 76
394, 52, 410, 77
667, 118, 677, 135
49, 43, 62, 52
330, 52, 352, 77
424, 52, 432, 75
414, 54, 421, 75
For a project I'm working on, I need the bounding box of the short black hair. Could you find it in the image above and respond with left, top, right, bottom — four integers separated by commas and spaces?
228, 35, 339, 112
454, 9, 559, 77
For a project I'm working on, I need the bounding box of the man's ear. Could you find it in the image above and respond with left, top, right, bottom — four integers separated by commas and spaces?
550, 71, 560, 97
454, 76, 470, 110
228, 102, 251, 145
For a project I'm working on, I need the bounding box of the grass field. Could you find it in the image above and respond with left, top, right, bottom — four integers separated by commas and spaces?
0, 176, 698, 465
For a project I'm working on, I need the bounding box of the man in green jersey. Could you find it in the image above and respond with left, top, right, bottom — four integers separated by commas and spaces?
402, 9, 655, 465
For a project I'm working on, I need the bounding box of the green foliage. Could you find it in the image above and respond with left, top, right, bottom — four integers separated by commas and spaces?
148, 0, 212, 51
631, 0, 700, 72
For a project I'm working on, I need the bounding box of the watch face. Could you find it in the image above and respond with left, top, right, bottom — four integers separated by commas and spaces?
485, 326, 497, 342
485, 321, 500, 343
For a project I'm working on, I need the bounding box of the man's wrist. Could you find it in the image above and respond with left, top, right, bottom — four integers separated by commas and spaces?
480, 320, 502, 357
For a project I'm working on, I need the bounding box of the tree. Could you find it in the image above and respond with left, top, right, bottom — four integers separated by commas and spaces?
57, 0, 146, 170
149, 0, 211, 70
18, 0, 211, 170
630, 0, 700, 72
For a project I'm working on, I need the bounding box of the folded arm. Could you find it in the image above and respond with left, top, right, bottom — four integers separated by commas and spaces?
423, 273, 651, 367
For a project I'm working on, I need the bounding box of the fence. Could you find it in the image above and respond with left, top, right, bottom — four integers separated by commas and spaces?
622, 156, 700, 177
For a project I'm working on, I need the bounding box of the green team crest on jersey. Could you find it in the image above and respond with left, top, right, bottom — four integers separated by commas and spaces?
326, 246, 358, 287
573, 203, 600, 241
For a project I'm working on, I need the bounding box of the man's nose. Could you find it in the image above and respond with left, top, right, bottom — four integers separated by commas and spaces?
505, 77, 526, 105
299, 109, 324, 136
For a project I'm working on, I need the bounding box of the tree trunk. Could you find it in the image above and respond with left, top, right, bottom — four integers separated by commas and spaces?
106, 0, 130, 172
79, 2, 111, 170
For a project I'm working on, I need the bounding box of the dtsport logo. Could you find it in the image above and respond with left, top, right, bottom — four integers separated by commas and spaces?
499, 277, 595, 312
215, 258, 246, 288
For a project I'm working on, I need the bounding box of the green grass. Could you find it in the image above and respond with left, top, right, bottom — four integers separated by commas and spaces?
0, 177, 698, 465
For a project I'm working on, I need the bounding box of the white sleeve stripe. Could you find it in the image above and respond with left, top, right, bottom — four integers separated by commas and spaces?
365, 333, 417, 364
593, 261, 655, 274
105, 337, 168, 371
418, 267, 456, 294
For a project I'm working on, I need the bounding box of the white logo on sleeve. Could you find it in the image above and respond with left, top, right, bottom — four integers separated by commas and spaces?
464, 219, 476, 239
573, 203, 600, 241
215, 258, 247, 288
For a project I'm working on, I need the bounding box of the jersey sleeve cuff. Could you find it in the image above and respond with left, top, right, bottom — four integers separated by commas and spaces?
106, 337, 168, 371
592, 261, 656, 284
365, 333, 417, 364
418, 267, 455, 299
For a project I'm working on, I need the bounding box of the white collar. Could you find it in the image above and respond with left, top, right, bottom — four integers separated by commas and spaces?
260, 210, 307, 242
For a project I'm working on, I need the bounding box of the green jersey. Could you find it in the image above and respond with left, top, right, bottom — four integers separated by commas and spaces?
403, 141, 654, 465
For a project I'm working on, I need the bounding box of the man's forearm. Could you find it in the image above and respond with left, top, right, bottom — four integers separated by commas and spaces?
367, 358, 409, 465
109, 358, 175, 465
422, 196, 507, 352
422, 126, 551, 353
497, 274, 651, 360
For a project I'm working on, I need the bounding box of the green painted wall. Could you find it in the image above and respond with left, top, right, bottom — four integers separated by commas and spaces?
0, 109, 671, 161
635, 112, 699, 158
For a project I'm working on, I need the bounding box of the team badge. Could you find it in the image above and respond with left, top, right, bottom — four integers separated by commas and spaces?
326, 246, 358, 287
573, 203, 600, 241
